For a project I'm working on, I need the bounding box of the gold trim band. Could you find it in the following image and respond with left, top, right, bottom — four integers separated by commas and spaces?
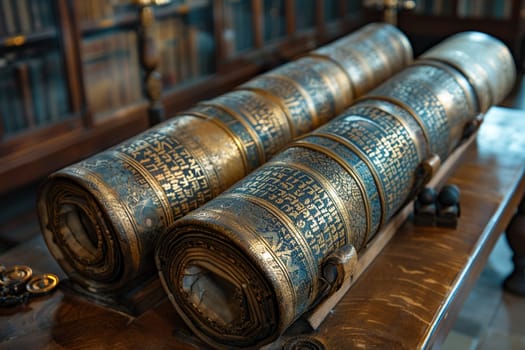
184, 110, 250, 174
290, 140, 374, 249
238, 86, 297, 138
222, 192, 319, 306
199, 102, 267, 164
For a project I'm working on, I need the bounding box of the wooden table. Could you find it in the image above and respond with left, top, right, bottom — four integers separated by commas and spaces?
1, 106, 524, 349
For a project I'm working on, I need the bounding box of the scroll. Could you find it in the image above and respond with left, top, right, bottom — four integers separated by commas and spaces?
37, 23, 412, 295
155, 32, 516, 349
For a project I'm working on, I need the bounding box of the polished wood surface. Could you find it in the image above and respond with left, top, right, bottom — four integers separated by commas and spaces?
1, 106, 524, 349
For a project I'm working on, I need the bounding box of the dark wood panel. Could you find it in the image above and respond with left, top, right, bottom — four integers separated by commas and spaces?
0, 103, 149, 195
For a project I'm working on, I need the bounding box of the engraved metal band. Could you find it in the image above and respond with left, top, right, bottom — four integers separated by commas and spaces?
421, 57, 491, 113
355, 96, 431, 160
307, 131, 387, 234
272, 159, 355, 251
414, 59, 479, 117
329, 47, 376, 96
384, 25, 413, 67
359, 89, 435, 154
238, 86, 298, 138
313, 64, 350, 118
222, 192, 318, 306
363, 38, 394, 80
306, 53, 356, 101
289, 140, 373, 249
263, 73, 320, 129
199, 102, 267, 164
184, 110, 250, 173
114, 152, 175, 225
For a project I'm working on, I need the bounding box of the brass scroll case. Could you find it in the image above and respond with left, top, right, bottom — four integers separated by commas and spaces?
38, 23, 412, 295
155, 32, 515, 349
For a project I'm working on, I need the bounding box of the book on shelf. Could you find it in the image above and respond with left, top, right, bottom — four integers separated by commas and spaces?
414, 0, 511, 18
222, 0, 255, 57
0, 64, 25, 136
295, 0, 316, 31
156, 16, 183, 89
345, 0, 361, 15
156, 3, 216, 91
82, 30, 142, 119
324, 0, 340, 21
263, 0, 286, 43
186, 3, 215, 77
76, 0, 135, 23
0, 49, 70, 138
14, 62, 36, 129
0, 0, 55, 37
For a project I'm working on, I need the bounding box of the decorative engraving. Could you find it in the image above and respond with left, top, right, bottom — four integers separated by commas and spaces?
369, 64, 475, 159
275, 146, 369, 247
187, 104, 260, 171
292, 135, 383, 239
116, 127, 218, 219
316, 111, 420, 220
206, 90, 292, 162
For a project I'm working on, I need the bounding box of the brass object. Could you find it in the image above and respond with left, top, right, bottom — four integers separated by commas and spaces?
38, 23, 411, 295
26, 274, 60, 295
241, 56, 353, 137
155, 32, 515, 349
4, 35, 26, 47
364, 0, 416, 25
321, 245, 358, 296
422, 154, 442, 180
420, 31, 516, 113
311, 22, 412, 96
0, 265, 60, 307
0, 265, 32, 291
281, 336, 326, 350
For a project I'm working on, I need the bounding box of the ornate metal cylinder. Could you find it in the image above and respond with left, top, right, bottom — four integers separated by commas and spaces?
155, 32, 515, 349
312, 22, 413, 97
37, 23, 411, 294
420, 31, 516, 113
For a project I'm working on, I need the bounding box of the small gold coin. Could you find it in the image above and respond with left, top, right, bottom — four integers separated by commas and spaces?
26, 274, 60, 295
0, 265, 32, 287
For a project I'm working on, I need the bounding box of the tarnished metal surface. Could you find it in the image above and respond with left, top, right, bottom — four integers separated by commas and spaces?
37, 23, 411, 294
420, 31, 516, 112
155, 32, 515, 349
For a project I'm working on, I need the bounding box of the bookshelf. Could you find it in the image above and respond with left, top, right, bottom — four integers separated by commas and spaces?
393, 0, 525, 63
0, 0, 366, 195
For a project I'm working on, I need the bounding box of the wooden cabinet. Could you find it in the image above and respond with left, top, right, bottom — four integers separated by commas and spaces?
0, 0, 365, 195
